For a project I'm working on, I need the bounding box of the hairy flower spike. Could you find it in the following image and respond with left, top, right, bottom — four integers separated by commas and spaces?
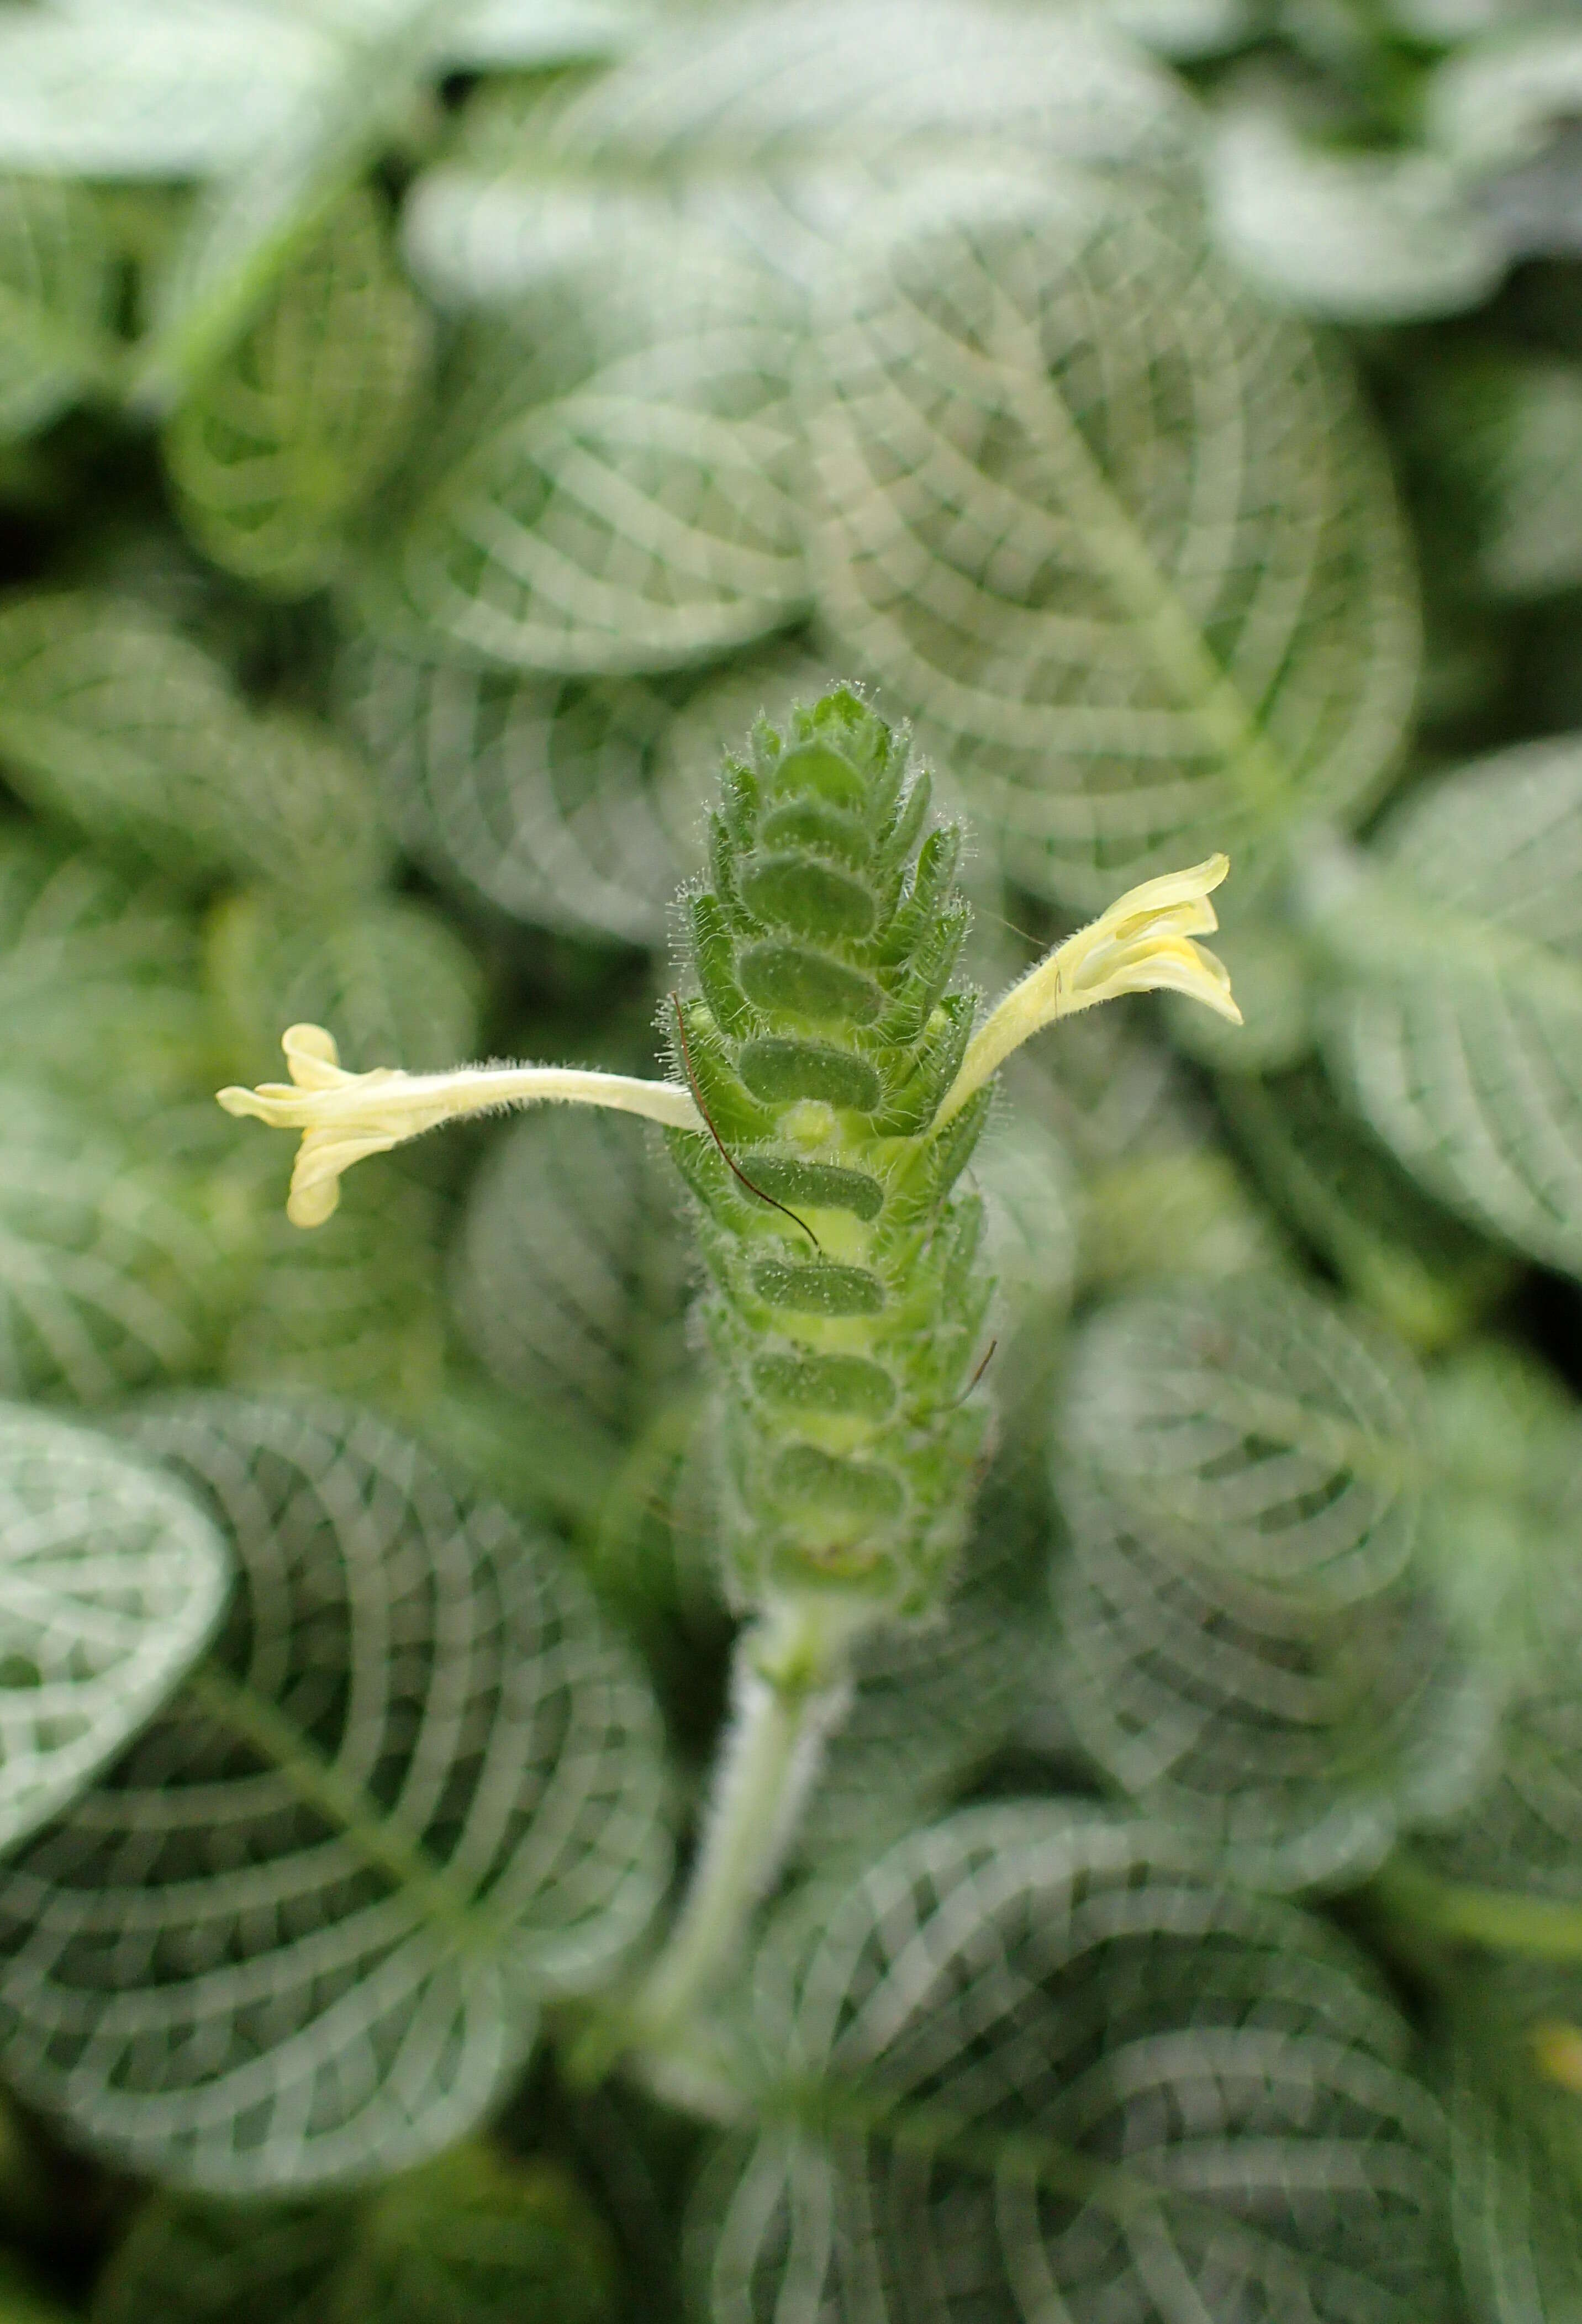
217, 696, 1238, 1624
667, 687, 995, 1621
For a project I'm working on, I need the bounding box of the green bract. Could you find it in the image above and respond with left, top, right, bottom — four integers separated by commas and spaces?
667, 686, 991, 1620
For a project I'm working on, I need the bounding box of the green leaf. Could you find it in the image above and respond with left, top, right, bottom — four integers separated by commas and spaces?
1062, 1271, 1426, 1607
809, 168, 1420, 911
94, 2145, 621, 2324
1310, 740, 1582, 1281
163, 185, 430, 598
135, 0, 451, 403
340, 636, 693, 944
1208, 105, 1505, 323
0, 2260, 73, 2324
0, 1405, 228, 1854
205, 887, 482, 1085
0, 1393, 669, 2192
1219, 1066, 1515, 1354
0, 176, 115, 441
0, 593, 389, 891
0, 2, 335, 180
0, 1080, 235, 1403
697, 1803, 1458, 2323
449, 1105, 692, 1452
326, 2143, 619, 2324
93, 2190, 354, 2324
366, 237, 809, 676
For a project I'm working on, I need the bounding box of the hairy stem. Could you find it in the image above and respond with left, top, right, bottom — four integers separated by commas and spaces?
631, 1598, 857, 2043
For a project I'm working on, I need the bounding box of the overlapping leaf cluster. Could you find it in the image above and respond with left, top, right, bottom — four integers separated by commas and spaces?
0, 1, 1578, 2319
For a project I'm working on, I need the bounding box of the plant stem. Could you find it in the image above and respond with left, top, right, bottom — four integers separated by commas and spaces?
630, 1597, 857, 2044
1369, 1852, 1582, 1962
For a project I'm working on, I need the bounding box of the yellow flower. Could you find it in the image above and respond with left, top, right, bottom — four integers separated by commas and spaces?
939, 854, 1240, 1124
218, 1024, 702, 1228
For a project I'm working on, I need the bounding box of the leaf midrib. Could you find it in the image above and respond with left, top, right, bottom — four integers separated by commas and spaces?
184, 1659, 516, 1964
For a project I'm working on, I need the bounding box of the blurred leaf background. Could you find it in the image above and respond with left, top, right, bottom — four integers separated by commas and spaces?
0, 0, 1580, 2316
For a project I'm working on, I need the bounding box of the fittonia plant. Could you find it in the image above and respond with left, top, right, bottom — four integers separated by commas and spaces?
221, 684, 1239, 2054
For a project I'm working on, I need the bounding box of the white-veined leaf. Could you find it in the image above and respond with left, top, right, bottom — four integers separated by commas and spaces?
1001, 1006, 1204, 1178
163, 185, 430, 598
1479, 119, 1582, 266
1208, 105, 1505, 323
1079, 1145, 1285, 1290
368, 236, 809, 677
530, 0, 1187, 179
1062, 1271, 1426, 1605
224, 1160, 446, 1414
0, 1080, 236, 1404
1417, 1341, 1582, 1666
0, 1406, 229, 1855
135, 0, 450, 402
449, 1105, 691, 1451
1219, 1067, 1514, 1353
1162, 901, 1315, 1073
0, 827, 218, 1126
1387, 0, 1531, 33
1412, 1429, 1582, 1905
401, 0, 1188, 307
1426, 22, 1582, 179
0, 176, 115, 440
0, 2, 334, 179
441, 0, 656, 68
977, 1107, 1082, 1332
1047, 1468, 1495, 1889
340, 635, 693, 944
1447, 1998, 1582, 2324
695, 1803, 1457, 2323
205, 887, 481, 1086
0, 593, 389, 891
0, 1394, 669, 2193
1094, 0, 1253, 57
809, 166, 1420, 910
1311, 738, 1582, 1281
1412, 356, 1582, 604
